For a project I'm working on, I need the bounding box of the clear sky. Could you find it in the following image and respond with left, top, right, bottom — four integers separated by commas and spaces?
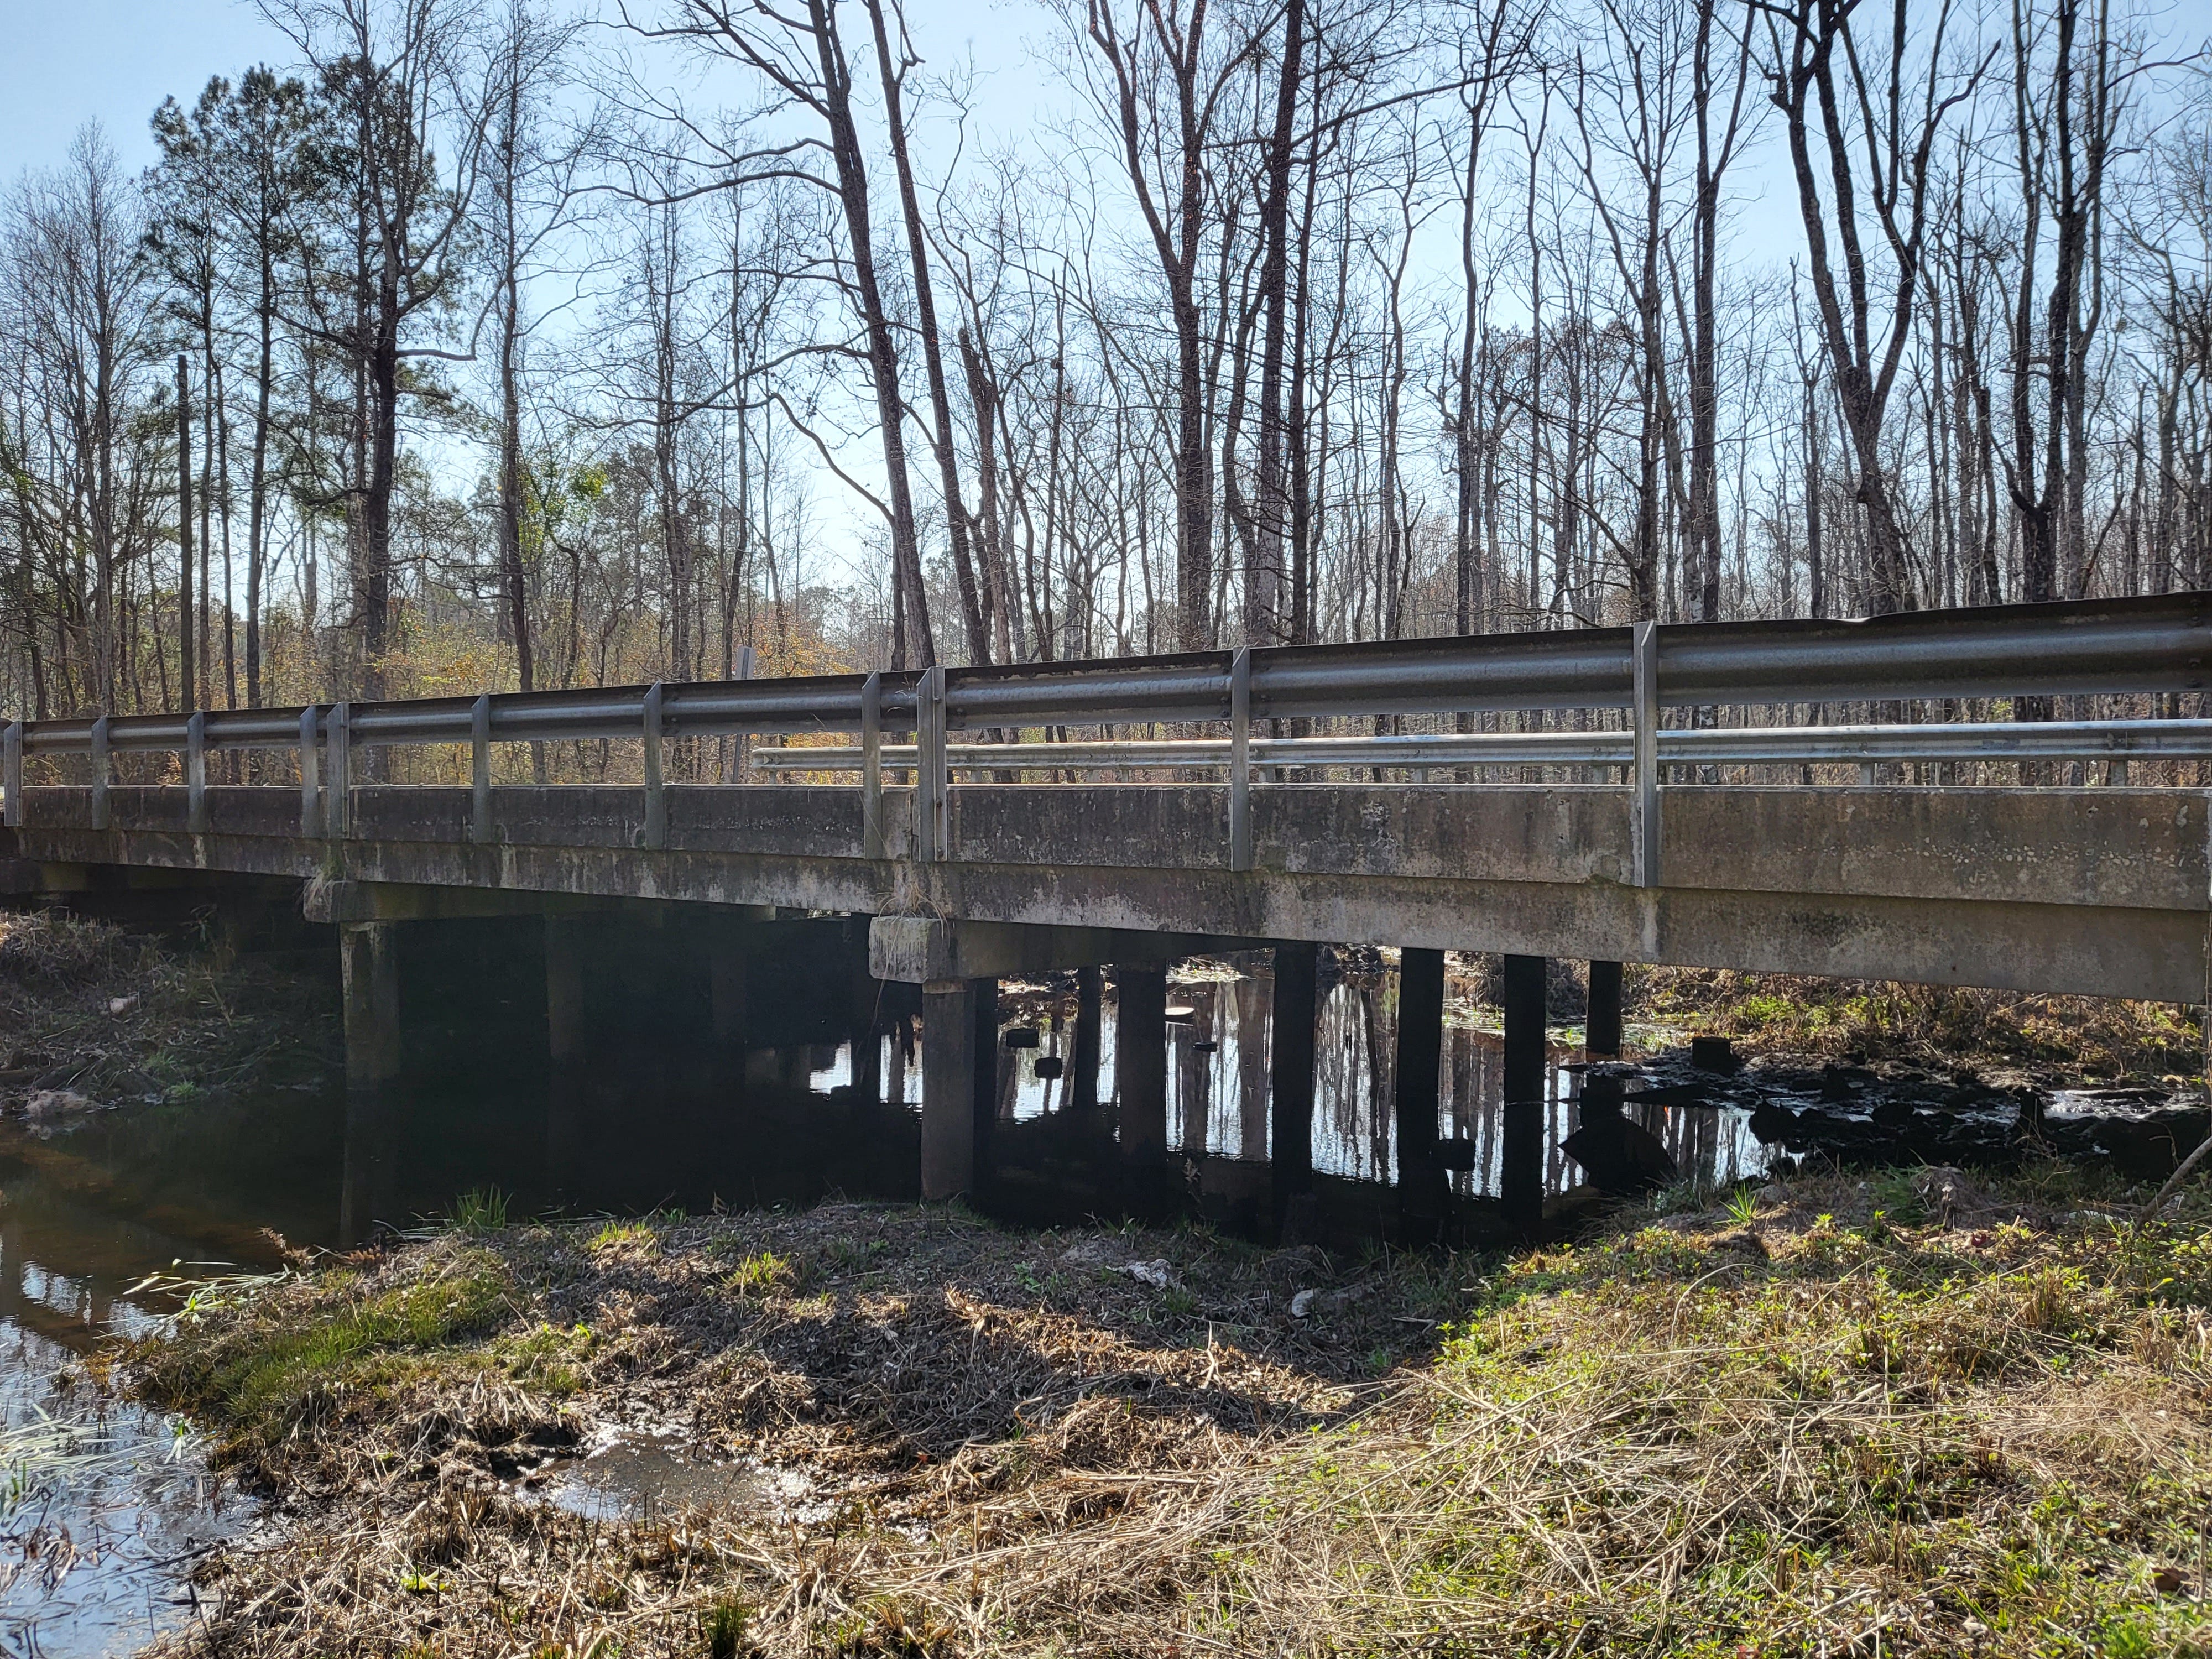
1, 0, 298, 180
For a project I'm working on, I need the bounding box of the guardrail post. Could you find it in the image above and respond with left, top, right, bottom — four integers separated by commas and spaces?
918, 664, 947, 862
642, 681, 666, 849
186, 711, 208, 834
471, 693, 493, 845
3, 721, 20, 830
298, 706, 321, 838
1228, 646, 1253, 872
734, 645, 755, 782
328, 702, 351, 839
860, 670, 885, 860
1631, 622, 1659, 888
90, 714, 111, 831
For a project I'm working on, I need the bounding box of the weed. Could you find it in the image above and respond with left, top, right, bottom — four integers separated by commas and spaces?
724, 1250, 795, 1297
702, 1595, 751, 1659
589, 1220, 656, 1253
451, 1187, 510, 1232
1723, 1185, 1759, 1226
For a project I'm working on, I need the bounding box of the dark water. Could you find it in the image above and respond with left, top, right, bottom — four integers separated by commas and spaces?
0, 916, 1775, 1652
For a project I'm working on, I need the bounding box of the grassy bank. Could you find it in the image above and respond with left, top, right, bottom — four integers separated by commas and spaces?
123, 1162, 2212, 1657
0, 909, 332, 1109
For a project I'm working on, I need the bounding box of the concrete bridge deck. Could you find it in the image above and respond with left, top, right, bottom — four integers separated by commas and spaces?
1, 779, 2201, 1001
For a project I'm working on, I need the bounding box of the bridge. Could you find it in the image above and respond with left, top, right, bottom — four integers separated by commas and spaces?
3, 593, 2208, 1237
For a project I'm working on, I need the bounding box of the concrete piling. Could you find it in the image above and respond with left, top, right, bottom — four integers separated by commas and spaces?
1394, 946, 1449, 1241
1586, 959, 1624, 1057
1071, 964, 1103, 1110
544, 916, 588, 1066
1115, 966, 1168, 1166
1501, 953, 1547, 1236
1269, 941, 1319, 1239
920, 978, 999, 1200
709, 924, 749, 1047
340, 921, 401, 1095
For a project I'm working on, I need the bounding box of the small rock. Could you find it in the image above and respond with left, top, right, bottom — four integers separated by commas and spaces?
1124, 1259, 1178, 1290
1289, 1288, 1318, 1319
1913, 1165, 1975, 1222
1755, 1182, 1790, 1206
1962, 1617, 1989, 1638
2153, 1566, 2188, 1595
107, 994, 139, 1017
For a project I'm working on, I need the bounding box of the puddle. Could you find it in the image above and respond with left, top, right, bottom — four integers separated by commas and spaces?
526, 1422, 817, 1524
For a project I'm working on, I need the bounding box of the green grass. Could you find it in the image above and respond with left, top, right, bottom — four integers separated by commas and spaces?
134, 1255, 511, 1458
450, 1187, 510, 1231
723, 1249, 795, 1297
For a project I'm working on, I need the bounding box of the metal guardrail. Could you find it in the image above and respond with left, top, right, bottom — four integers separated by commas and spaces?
1, 593, 2206, 885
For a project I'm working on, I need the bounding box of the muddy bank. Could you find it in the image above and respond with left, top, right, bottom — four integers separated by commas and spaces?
1604, 1045, 2210, 1180
0, 911, 335, 1119
122, 1165, 2212, 1657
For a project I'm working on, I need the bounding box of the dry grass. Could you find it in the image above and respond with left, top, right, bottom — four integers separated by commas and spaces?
1622, 966, 2205, 1079
1451, 952, 2201, 1080
117, 1163, 2212, 1658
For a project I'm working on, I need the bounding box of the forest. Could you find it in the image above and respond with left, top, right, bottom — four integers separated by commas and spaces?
0, 0, 2206, 739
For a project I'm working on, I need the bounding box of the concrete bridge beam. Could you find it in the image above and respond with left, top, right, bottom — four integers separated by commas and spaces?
869, 915, 1236, 985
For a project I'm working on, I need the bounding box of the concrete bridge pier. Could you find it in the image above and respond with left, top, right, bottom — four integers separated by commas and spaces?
1501, 954, 1548, 1236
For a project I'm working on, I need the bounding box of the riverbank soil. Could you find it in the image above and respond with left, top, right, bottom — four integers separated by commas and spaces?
0, 909, 334, 1110
126, 1165, 2212, 1657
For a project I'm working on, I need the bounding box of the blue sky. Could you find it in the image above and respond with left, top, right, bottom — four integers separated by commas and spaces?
1, 0, 297, 179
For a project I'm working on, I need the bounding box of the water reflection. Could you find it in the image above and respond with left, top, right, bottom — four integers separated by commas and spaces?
986, 952, 1770, 1204
0, 1150, 255, 1657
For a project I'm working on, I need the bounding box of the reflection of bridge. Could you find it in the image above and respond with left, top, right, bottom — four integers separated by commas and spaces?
2, 593, 2208, 1237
